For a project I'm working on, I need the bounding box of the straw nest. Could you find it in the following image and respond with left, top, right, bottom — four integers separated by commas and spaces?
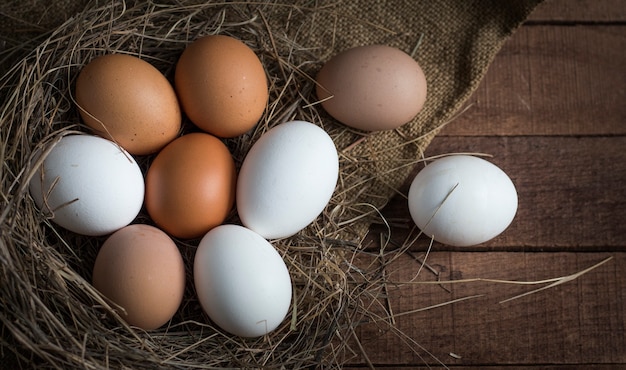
0, 1, 439, 368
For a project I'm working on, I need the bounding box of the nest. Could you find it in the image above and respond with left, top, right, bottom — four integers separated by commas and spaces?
0, 1, 444, 368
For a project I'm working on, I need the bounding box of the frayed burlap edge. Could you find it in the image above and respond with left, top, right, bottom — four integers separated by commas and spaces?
0, 0, 543, 368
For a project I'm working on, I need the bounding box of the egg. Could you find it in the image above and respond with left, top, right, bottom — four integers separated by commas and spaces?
193, 224, 292, 337
316, 44, 427, 131
407, 155, 518, 247
92, 224, 185, 330
29, 135, 144, 236
237, 120, 339, 239
174, 35, 268, 138
75, 54, 181, 155
145, 132, 236, 239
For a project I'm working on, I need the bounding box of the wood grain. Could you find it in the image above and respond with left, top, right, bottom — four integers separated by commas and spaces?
440, 25, 626, 136
347, 365, 626, 370
349, 252, 624, 367
374, 135, 626, 252
529, 0, 626, 22
356, 0, 626, 367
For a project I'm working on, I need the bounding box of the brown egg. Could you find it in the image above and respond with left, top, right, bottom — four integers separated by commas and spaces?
316, 45, 427, 131
75, 54, 181, 155
92, 224, 185, 330
174, 35, 268, 138
145, 133, 236, 239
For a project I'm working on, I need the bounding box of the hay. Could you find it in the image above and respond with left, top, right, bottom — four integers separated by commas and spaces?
0, 1, 431, 368
0, 0, 544, 368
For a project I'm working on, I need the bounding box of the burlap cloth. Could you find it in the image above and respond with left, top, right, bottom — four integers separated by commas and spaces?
0, 0, 543, 368
0, 0, 543, 238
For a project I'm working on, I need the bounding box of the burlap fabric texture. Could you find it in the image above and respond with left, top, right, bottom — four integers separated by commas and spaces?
0, 0, 543, 368
0, 0, 543, 238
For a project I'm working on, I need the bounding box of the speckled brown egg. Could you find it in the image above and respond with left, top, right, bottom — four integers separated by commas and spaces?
174, 35, 268, 138
145, 132, 236, 239
75, 54, 181, 155
316, 45, 427, 131
92, 224, 185, 330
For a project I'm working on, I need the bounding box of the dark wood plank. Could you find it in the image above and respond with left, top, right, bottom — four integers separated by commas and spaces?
529, 0, 626, 22
439, 25, 626, 136
354, 0, 626, 368
349, 252, 624, 366
375, 135, 626, 251
347, 365, 626, 370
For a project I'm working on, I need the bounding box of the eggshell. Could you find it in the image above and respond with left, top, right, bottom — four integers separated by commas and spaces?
193, 224, 292, 337
92, 224, 185, 330
175, 35, 268, 138
145, 132, 236, 239
29, 135, 144, 236
75, 54, 181, 155
316, 44, 427, 131
407, 155, 518, 247
236, 120, 338, 239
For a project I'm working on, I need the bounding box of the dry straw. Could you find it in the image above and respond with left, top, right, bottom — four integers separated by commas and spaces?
0, 0, 548, 368
0, 1, 435, 368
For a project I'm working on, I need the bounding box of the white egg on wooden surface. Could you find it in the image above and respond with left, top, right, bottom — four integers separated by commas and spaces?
236, 120, 339, 239
407, 155, 518, 247
29, 134, 144, 236
193, 224, 292, 337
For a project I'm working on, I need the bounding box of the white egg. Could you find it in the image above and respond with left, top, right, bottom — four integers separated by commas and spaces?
29, 134, 144, 236
236, 120, 338, 239
408, 155, 518, 246
193, 224, 292, 337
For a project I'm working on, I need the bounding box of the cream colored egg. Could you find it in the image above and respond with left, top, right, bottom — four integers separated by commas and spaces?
194, 224, 292, 337
236, 120, 338, 239
28, 135, 144, 236
408, 155, 518, 246
316, 44, 427, 131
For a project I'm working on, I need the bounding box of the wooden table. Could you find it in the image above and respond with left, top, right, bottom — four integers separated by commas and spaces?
1, 1, 622, 368
354, 0, 626, 368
